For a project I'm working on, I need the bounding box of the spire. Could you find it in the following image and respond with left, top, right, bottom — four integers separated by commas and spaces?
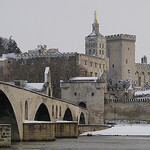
94, 11, 98, 23
92, 11, 100, 35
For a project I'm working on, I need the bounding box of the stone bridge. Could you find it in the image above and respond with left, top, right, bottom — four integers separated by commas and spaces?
0, 82, 88, 141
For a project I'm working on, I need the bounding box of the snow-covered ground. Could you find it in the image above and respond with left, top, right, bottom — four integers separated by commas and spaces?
80, 124, 150, 136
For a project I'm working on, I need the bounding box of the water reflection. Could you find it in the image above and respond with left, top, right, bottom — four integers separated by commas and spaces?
4, 136, 150, 150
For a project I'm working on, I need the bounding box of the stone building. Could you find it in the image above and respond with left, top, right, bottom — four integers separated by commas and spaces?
0, 11, 150, 90
106, 34, 136, 81
60, 77, 105, 124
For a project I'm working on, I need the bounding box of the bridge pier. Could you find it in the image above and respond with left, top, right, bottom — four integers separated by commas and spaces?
0, 124, 11, 148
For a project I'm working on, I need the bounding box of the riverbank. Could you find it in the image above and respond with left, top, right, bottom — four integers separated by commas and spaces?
80, 124, 150, 136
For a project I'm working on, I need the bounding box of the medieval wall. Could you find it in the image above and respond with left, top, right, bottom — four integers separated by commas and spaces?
61, 80, 105, 124
104, 98, 150, 123
135, 63, 150, 87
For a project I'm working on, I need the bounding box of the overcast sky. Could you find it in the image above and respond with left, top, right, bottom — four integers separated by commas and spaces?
0, 0, 150, 63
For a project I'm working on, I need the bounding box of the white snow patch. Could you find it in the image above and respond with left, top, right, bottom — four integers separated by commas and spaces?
70, 77, 98, 82
134, 90, 150, 96
25, 83, 44, 91
56, 120, 77, 123
80, 124, 150, 136
24, 120, 52, 123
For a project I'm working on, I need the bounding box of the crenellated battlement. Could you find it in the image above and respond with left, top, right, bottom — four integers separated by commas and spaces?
14, 52, 78, 60
105, 34, 136, 41
105, 97, 150, 103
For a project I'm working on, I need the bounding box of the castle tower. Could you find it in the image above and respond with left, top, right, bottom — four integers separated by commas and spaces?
106, 34, 136, 81
85, 11, 106, 59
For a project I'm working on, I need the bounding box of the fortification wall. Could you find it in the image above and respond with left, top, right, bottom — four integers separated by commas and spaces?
106, 34, 136, 41
104, 98, 150, 123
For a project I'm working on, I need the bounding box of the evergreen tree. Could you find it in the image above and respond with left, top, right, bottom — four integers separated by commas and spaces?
0, 37, 6, 56
7, 36, 21, 54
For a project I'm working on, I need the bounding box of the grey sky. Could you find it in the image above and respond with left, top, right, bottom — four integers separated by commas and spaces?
0, 0, 150, 63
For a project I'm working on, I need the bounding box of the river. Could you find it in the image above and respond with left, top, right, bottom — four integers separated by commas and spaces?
4, 136, 150, 150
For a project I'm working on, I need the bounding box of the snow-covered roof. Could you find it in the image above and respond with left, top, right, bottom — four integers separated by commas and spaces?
134, 90, 150, 96
0, 57, 7, 61
70, 77, 98, 82
0, 53, 17, 61
25, 83, 44, 91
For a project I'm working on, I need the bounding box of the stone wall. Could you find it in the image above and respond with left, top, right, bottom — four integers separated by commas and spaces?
61, 80, 105, 124
55, 122, 78, 138
104, 98, 150, 123
0, 124, 11, 148
23, 123, 55, 141
78, 124, 110, 134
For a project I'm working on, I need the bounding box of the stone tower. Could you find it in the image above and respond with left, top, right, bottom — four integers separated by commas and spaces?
106, 34, 136, 81
85, 11, 107, 59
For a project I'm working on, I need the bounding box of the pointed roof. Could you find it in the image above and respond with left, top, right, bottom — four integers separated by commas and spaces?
87, 11, 104, 38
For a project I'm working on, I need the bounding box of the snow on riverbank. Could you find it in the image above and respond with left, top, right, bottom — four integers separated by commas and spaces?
80, 124, 150, 136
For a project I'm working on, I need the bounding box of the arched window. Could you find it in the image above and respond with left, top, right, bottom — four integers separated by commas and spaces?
59, 106, 61, 117
52, 105, 54, 116
78, 102, 87, 108
25, 100, 28, 120
56, 105, 58, 119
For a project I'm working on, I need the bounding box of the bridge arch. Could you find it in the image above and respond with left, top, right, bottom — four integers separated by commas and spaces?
34, 103, 51, 121
79, 112, 85, 124
63, 108, 73, 121
0, 86, 20, 141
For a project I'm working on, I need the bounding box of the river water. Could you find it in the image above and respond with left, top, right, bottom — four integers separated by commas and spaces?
4, 136, 150, 150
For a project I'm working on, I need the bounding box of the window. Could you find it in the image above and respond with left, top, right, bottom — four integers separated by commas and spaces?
91, 92, 94, 96
93, 49, 95, 55
84, 60, 87, 65
74, 92, 77, 96
89, 49, 91, 55
99, 63, 101, 69
102, 44, 104, 48
95, 63, 97, 68
99, 43, 101, 48
95, 73, 97, 77
112, 64, 114, 68
126, 59, 128, 64
90, 62, 93, 67
90, 72, 93, 76
99, 50, 101, 55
